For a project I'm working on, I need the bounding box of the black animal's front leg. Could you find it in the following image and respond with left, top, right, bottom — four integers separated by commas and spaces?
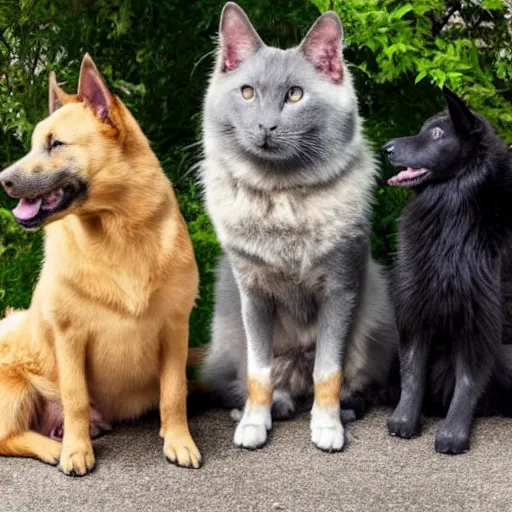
435, 352, 494, 455
436, 274, 501, 455
388, 332, 430, 439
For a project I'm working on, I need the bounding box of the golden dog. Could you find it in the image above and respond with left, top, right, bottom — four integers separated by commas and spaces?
0, 54, 201, 475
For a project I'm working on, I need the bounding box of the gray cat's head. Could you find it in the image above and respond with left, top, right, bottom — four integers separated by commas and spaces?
202, 2, 362, 190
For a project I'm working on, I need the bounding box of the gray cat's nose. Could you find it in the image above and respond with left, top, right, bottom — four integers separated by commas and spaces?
258, 124, 278, 133
255, 123, 279, 149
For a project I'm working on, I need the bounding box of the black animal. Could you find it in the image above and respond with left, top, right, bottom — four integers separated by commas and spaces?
382, 87, 512, 455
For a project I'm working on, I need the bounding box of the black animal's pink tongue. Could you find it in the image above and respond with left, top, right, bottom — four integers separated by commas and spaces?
388, 167, 428, 186
12, 198, 43, 221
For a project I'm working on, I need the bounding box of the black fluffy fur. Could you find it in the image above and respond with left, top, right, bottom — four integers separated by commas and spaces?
382, 87, 512, 455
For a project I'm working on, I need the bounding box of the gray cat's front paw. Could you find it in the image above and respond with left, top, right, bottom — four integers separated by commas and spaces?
310, 403, 345, 452
234, 403, 271, 449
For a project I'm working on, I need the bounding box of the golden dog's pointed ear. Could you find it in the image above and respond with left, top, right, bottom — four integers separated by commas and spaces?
49, 71, 69, 115
77, 53, 112, 122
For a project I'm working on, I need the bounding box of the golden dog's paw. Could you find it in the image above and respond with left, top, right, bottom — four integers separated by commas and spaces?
59, 441, 95, 477
164, 435, 202, 469
40, 438, 62, 466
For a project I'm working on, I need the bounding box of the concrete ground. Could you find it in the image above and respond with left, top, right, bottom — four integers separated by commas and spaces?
1, 407, 511, 512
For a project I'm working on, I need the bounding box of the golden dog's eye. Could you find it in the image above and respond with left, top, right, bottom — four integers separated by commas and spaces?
241, 86, 255, 100
48, 135, 65, 152
287, 86, 303, 103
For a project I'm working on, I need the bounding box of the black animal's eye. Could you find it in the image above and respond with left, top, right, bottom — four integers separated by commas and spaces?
431, 127, 444, 140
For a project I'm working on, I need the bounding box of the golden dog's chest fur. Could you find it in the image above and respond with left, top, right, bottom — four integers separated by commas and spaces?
33, 211, 191, 422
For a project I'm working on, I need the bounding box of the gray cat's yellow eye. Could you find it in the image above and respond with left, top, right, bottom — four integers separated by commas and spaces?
287, 86, 303, 103
241, 86, 255, 100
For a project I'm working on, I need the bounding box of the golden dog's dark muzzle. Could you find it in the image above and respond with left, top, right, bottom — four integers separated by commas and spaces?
0, 166, 87, 229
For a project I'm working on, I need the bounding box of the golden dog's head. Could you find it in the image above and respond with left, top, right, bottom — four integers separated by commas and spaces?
0, 54, 134, 229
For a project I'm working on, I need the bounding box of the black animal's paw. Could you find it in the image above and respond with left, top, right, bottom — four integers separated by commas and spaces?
435, 428, 470, 455
387, 413, 420, 439
340, 393, 368, 420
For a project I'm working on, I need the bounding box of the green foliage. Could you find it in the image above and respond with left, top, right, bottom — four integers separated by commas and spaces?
315, 0, 512, 136
174, 177, 221, 347
0, 0, 318, 344
1, 0, 511, 342
0, 208, 42, 308
314, 0, 512, 265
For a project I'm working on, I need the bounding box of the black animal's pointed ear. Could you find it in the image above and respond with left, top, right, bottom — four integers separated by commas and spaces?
443, 87, 481, 136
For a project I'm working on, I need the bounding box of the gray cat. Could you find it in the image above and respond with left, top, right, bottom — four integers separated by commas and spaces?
200, 2, 398, 452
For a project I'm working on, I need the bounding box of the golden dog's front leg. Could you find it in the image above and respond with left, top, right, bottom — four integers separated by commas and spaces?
55, 329, 95, 476
159, 317, 201, 469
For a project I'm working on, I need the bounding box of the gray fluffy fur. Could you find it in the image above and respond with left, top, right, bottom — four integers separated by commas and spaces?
200, 5, 398, 416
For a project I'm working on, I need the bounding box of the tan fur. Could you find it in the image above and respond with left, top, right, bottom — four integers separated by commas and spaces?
247, 378, 273, 406
3, 307, 20, 317
314, 372, 343, 408
0, 54, 201, 474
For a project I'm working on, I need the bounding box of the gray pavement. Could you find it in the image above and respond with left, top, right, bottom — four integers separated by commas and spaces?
1, 408, 511, 512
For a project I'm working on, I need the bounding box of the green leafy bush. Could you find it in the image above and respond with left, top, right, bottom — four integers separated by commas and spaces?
313, 0, 512, 266
0, 0, 318, 344
1, 0, 511, 343
0, 208, 42, 309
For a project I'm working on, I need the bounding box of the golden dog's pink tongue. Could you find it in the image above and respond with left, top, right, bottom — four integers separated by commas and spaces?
12, 198, 42, 221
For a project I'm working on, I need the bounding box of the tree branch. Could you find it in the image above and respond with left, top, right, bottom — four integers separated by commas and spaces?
0, 30, 12, 55
30, 40, 42, 77
432, 3, 460, 37
469, 12, 485, 31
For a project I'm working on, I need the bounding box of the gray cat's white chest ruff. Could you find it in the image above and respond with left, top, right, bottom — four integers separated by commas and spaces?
202, 163, 364, 272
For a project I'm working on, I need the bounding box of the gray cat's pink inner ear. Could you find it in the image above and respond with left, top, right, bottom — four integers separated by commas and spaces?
301, 13, 343, 83
220, 4, 261, 72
